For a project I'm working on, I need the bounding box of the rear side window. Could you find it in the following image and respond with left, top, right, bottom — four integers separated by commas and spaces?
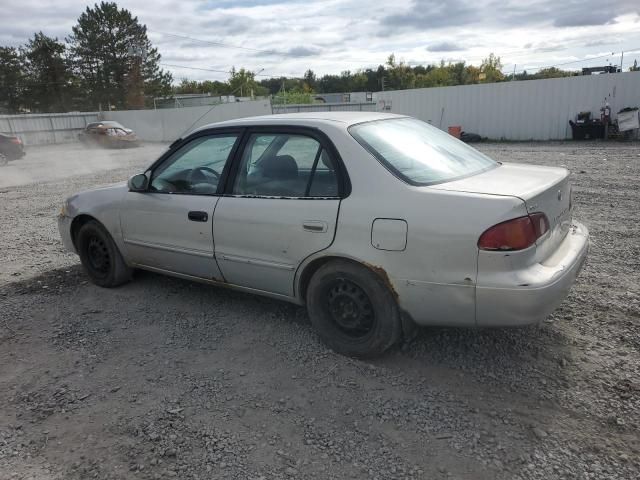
349, 117, 497, 185
232, 133, 339, 198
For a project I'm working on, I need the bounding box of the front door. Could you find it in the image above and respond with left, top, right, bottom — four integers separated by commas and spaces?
120, 132, 240, 280
213, 130, 342, 296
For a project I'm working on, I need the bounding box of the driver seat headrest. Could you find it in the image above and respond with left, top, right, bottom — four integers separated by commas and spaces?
262, 155, 298, 180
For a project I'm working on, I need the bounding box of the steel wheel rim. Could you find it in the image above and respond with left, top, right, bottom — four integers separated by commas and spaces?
326, 278, 375, 338
87, 235, 110, 275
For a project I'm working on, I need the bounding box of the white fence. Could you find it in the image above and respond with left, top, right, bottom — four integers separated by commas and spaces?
0, 101, 270, 146
3, 73, 639, 144
0, 112, 99, 146
102, 100, 271, 142
378, 71, 640, 140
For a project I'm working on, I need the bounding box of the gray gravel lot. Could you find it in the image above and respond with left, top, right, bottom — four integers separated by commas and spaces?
0, 141, 639, 480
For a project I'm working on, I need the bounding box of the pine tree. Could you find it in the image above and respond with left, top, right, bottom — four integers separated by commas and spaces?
0, 47, 24, 113
67, 1, 172, 110
21, 33, 74, 112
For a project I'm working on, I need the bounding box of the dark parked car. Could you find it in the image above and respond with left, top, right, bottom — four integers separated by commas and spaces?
78, 121, 139, 148
0, 132, 25, 165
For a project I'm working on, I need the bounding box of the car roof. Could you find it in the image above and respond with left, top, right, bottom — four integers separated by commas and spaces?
195, 111, 407, 132
88, 121, 125, 127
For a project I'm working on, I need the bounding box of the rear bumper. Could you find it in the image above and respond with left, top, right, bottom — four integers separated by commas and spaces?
58, 214, 77, 254
476, 221, 589, 326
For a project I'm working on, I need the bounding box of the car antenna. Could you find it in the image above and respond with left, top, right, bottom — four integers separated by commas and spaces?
176, 68, 266, 141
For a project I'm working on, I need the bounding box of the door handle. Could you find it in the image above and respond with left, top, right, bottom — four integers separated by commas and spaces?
188, 211, 208, 222
303, 221, 327, 232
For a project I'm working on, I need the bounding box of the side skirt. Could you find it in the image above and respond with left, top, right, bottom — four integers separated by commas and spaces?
133, 263, 304, 306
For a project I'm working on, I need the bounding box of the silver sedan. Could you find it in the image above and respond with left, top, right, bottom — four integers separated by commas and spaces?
58, 112, 589, 357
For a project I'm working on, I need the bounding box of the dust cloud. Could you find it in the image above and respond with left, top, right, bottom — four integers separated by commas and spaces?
0, 142, 169, 190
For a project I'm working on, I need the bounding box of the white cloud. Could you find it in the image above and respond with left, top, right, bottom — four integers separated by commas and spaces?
1, 0, 639, 81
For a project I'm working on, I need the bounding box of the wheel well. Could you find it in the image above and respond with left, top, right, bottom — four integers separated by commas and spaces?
298, 256, 395, 303
70, 214, 99, 249
298, 256, 416, 340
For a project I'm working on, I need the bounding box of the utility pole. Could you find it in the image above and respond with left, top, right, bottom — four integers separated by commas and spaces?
512, 64, 517, 81
250, 68, 264, 100
620, 51, 624, 72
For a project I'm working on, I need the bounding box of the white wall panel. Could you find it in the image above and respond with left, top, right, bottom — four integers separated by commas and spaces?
2, 73, 638, 144
378, 72, 640, 140
0, 112, 98, 146
103, 100, 271, 142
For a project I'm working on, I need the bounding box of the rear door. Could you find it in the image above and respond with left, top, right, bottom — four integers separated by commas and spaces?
120, 131, 241, 279
212, 128, 345, 296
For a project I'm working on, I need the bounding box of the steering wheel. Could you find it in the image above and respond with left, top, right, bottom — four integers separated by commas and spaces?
189, 166, 220, 185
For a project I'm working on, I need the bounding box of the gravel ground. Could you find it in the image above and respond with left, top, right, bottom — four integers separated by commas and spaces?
0, 141, 639, 480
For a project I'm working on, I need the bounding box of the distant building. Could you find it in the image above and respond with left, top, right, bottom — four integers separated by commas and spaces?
314, 91, 377, 104
581, 66, 621, 75
153, 94, 237, 109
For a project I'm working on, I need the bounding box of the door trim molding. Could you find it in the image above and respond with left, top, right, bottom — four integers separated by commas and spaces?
218, 252, 295, 271
123, 238, 213, 258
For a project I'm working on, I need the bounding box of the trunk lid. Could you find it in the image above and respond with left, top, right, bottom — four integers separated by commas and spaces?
431, 163, 572, 258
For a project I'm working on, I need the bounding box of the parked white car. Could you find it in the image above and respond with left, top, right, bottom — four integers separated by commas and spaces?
58, 112, 589, 357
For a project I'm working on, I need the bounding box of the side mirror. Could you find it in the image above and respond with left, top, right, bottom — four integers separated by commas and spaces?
128, 173, 149, 192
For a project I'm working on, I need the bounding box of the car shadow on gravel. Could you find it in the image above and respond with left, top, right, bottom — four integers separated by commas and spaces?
2, 264, 572, 400
0, 265, 591, 480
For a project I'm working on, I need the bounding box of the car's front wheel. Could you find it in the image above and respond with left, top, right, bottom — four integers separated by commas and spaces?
76, 220, 132, 287
306, 260, 402, 357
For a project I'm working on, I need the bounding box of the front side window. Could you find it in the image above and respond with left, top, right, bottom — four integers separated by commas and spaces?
150, 134, 238, 194
232, 133, 339, 198
349, 117, 497, 185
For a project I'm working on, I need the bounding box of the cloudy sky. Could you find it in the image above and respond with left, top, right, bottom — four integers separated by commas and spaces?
1, 0, 639, 82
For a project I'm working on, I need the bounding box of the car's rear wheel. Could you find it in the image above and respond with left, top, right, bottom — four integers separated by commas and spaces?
306, 260, 402, 357
76, 220, 132, 287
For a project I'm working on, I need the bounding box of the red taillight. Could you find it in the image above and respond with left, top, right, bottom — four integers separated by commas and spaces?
529, 212, 550, 238
10, 137, 21, 145
478, 213, 550, 251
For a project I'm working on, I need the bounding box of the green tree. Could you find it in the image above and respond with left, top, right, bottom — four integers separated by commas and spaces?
0, 47, 24, 113
447, 62, 469, 86
480, 53, 504, 83
228, 67, 268, 97
317, 73, 348, 93
67, 1, 172, 110
384, 54, 416, 90
303, 69, 316, 92
21, 33, 75, 112
272, 89, 314, 105
174, 78, 230, 96
536, 67, 572, 79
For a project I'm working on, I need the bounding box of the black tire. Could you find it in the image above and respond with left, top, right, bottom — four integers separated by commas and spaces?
76, 220, 132, 287
306, 260, 402, 357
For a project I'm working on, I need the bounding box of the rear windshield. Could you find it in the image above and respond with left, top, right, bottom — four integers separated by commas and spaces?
349, 117, 497, 185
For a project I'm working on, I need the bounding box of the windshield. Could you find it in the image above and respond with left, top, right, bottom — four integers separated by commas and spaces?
349, 117, 497, 185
